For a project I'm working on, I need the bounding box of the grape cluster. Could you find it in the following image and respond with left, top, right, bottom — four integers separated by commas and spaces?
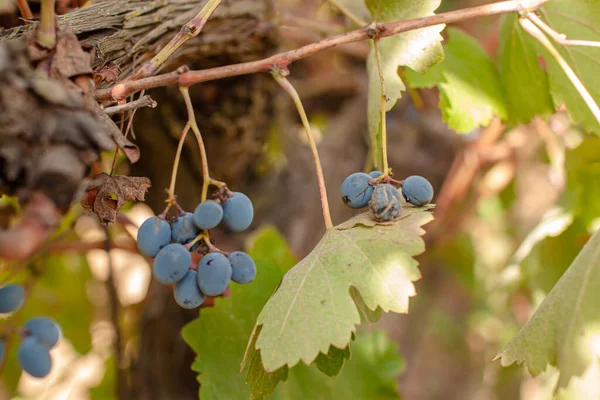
137, 190, 257, 309
0, 284, 62, 379
340, 171, 433, 222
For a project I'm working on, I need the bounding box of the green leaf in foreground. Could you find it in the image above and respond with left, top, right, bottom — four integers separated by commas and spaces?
244, 206, 432, 373
365, 0, 444, 169
537, 1, 600, 135
406, 28, 507, 133
183, 226, 406, 400
496, 227, 600, 389
498, 14, 554, 125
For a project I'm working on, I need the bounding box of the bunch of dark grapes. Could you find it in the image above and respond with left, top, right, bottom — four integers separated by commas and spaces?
341, 171, 433, 222
136, 189, 257, 309
0, 284, 62, 378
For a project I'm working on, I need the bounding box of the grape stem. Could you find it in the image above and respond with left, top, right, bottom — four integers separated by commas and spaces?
271, 69, 334, 230
17, 0, 33, 19
161, 122, 191, 216
520, 16, 600, 127
527, 12, 600, 48
179, 87, 227, 204
37, 0, 56, 49
372, 39, 389, 175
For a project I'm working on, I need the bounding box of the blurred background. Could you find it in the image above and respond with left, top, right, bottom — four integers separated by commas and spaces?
1, 0, 598, 399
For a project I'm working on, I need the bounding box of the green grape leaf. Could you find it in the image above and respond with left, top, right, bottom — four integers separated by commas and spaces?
498, 14, 554, 125
273, 330, 404, 400
244, 206, 432, 374
314, 344, 351, 377
496, 226, 600, 389
182, 227, 296, 400
332, 0, 370, 25
365, 0, 444, 169
406, 28, 508, 133
536, 1, 600, 135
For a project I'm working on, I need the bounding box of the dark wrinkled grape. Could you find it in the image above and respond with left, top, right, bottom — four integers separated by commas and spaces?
341, 172, 373, 209
153, 243, 191, 285
193, 200, 223, 230
229, 251, 257, 284
369, 170, 384, 179
23, 317, 61, 349
197, 253, 232, 296
18, 337, 51, 378
0, 284, 25, 313
370, 183, 401, 222
174, 270, 205, 309
222, 192, 254, 232
171, 212, 199, 244
137, 217, 171, 257
401, 175, 434, 206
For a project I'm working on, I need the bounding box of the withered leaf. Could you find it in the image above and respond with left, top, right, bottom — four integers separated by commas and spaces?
82, 172, 151, 226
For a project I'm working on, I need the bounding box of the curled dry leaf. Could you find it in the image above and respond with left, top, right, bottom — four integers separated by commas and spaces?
82, 172, 151, 226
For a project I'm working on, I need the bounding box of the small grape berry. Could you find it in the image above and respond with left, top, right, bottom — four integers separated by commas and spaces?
197, 253, 232, 296
370, 183, 402, 222
18, 337, 51, 378
153, 243, 191, 285
174, 270, 205, 309
194, 200, 223, 230
369, 170, 384, 179
222, 192, 254, 232
23, 317, 61, 349
401, 176, 434, 206
137, 217, 171, 257
0, 284, 25, 314
171, 212, 199, 244
341, 172, 374, 209
229, 251, 257, 284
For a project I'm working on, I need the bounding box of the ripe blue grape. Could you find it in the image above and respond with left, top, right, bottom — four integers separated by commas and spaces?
171, 212, 199, 244
370, 183, 401, 222
0, 284, 25, 313
153, 243, 191, 285
193, 200, 223, 230
197, 253, 232, 296
229, 251, 257, 284
341, 172, 374, 209
23, 317, 61, 349
137, 217, 171, 257
369, 170, 384, 179
222, 192, 254, 232
174, 270, 205, 309
18, 337, 51, 378
401, 175, 434, 206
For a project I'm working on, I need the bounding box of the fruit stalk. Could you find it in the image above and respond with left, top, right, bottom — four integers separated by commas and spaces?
180, 87, 212, 202
272, 71, 334, 230
373, 39, 389, 175
164, 123, 191, 214
37, 0, 56, 49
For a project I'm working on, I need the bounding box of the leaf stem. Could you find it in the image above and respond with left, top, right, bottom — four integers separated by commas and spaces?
129, 0, 222, 80
271, 70, 334, 230
373, 39, 389, 175
527, 12, 600, 48
520, 16, 600, 127
37, 0, 56, 49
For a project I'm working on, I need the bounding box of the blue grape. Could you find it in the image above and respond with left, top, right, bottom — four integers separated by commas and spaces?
401, 175, 434, 206
197, 253, 232, 296
153, 243, 191, 285
174, 270, 205, 309
137, 217, 171, 257
222, 192, 253, 232
18, 337, 51, 378
0, 284, 25, 313
369, 170, 384, 179
193, 200, 223, 230
370, 183, 401, 222
23, 317, 61, 349
171, 213, 199, 244
341, 172, 374, 209
229, 252, 257, 284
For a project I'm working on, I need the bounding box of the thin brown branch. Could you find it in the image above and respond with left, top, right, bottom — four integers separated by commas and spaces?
97, 0, 550, 101
103, 95, 157, 115
128, 0, 222, 80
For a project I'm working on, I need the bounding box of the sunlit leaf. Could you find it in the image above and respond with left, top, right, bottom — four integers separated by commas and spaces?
497, 227, 600, 389
406, 28, 507, 133
244, 207, 432, 374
